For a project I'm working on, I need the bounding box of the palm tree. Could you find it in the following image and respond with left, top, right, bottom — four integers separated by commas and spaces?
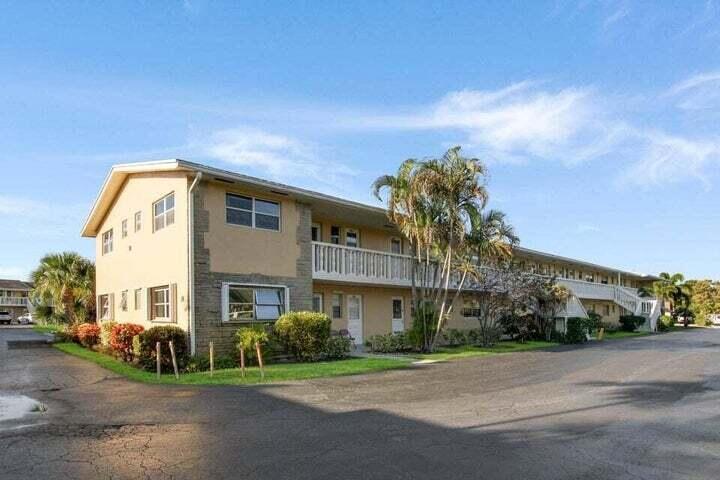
654, 272, 689, 316
468, 209, 519, 263
30, 252, 95, 325
374, 147, 491, 351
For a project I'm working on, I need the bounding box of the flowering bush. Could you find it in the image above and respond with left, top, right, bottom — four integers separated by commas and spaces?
76, 323, 101, 347
100, 321, 117, 346
110, 323, 144, 361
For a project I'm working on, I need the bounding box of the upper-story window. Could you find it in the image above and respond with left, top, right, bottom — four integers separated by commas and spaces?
102, 229, 113, 255
134, 211, 142, 232
330, 226, 340, 244
226, 193, 280, 231
121, 219, 128, 238
390, 238, 402, 254
153, 193, 175, 232
345, 229, 359, 248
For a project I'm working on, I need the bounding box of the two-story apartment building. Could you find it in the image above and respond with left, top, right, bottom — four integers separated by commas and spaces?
82, 160, 661, 355
0, 279, 33, 321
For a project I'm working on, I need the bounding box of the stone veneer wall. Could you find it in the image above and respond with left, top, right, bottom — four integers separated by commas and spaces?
192, 183, 313, 355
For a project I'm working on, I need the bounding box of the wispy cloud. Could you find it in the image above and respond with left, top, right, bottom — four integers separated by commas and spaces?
0, 266, 28, 280
198, 127, 358, 191
666, 70, 720, 111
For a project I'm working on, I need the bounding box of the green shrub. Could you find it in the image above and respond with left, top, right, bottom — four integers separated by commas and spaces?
694, 316, 711, 327
274, 311, 331, 361
136, 325, 188, 372
619, 315, 645, 332
186, 354, 237, 372
100, 321, 117, 346
442, 328, 467, 346
563, 317, 591, 344
235, 326, 270, 363
587, 312, 604, 334
657, 314, 674, 332
323, 336, 352, 359
366, 332, 414, 353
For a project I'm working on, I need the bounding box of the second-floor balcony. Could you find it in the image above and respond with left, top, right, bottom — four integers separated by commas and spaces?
0, 296, 30, 307
312, 241, 414, 286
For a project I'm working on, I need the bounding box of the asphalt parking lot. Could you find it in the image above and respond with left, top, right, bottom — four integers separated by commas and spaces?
1, 327, 719, 479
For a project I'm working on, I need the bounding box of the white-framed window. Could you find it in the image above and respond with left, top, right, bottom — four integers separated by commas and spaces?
153, 193, 175, 232
312, 293, 323, 313
98, 294, 111, 320
331, 293, 343, 319
311, 223, 321, 242
222, 283, 287, 322
134, 288, 142, 311
134, 211, 142, 232
120, 290, 128, 312
102, 229, 113, 255
462, 299, 480, 317
121, 219, 128, 238
225, 193, 280, 231
345, 229, 359, 248
390, 237, 402, 254
641, 302, 652, 314
330, 226, 340, 245
150, 285, 171, 320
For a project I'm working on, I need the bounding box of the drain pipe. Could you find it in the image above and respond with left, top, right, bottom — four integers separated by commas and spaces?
188, 171, 203, 355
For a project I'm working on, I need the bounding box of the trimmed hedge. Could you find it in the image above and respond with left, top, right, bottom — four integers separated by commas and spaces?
619, 315, 645, 332
136, 325, 188, 372
274, 311, 331, 361
563, 317, 592, 344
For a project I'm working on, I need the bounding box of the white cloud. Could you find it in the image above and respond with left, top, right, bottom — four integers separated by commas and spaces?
200, 127, 358, 189
0, 196, 44, 216
0, 266, 28, 279
666, 71, 720, 111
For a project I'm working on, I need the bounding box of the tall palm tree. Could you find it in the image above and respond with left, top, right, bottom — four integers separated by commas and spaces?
468, 209, 519, 264
655, 272, 689, 316
30, 252, 95, 325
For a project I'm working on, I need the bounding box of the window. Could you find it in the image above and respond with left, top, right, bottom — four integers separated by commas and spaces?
102, 229, 113, 255
604, 305, 610, 316
134, 288, 142, 310
332, 293, 343, 319
330, 226, 340, 244
134, 211, 142, 232
224, 284, 286, 322
98, 294, 110, 320
121, 219, 128, 238
153, 193, 175, 232
462, 299, 480, 317
311, 223, 321, 242
312, 293, 323, 313
226, 193, 281, 231
390, 238, 402, 254
392, 299, 403, 319
120, 290, 128, 312
345, 229, 359, 248
150, 285, 171, 320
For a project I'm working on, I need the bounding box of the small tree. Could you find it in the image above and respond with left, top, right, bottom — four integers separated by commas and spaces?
529, 281, 570, 341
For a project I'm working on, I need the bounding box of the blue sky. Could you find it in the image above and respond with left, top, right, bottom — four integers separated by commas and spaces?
1, 0, 720, 280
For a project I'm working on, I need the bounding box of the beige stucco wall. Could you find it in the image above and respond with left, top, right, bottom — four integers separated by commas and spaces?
95, 172, 190, 330
312, 219, 407, 254
312, 282, 474, 340
582, 300, 629, 326
203, 182, 301, 277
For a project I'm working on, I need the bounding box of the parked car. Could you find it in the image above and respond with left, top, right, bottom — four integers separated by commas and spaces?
16, 313, 34, 324
0, 311, 11, 325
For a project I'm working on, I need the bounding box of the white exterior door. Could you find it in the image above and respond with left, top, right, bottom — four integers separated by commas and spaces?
347, 294, 363, 344
391, 297, 404, 333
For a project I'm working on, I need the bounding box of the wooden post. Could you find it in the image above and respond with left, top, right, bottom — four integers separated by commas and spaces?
156, 341, 161, 380
209, 341, 214, 377
239, 348, 246, 378
169, 340, 179, 379
255, 341, 265, 380
598, 327, 605, 341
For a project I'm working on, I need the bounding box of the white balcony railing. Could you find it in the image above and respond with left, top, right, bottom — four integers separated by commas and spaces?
313, 242, 414, 286
0, 296, 30, 307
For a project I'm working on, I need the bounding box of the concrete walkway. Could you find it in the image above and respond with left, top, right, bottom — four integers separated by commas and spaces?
1, 327, 719, 479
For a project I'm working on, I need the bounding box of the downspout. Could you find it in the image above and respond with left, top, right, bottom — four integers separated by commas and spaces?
188, 171, 203, 355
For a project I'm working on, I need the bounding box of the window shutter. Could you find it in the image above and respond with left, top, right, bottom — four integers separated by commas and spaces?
147, 288, 153, 321
109, 293, 115, 321
170, 283, 178, 323
97, 295, 102, 320
221, 283, 229, 322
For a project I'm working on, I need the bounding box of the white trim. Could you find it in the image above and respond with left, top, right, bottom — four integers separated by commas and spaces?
391, 296, 404, 333
344, 228, 359, 248
188, 171, 202, 355
221, 282, 289, 323
312, 292, 324, 313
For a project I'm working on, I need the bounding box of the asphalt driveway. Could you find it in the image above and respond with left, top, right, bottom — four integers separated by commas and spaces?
1, 327, 719, 479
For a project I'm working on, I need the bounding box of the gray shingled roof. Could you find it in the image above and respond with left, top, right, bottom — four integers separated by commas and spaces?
0, 279, 33, 290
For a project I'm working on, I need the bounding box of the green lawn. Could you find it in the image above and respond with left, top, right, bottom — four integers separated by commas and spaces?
32, 323, 63, 334
413, 340, 559, 362
53, 342, 411, 385
602, 330, 651, 340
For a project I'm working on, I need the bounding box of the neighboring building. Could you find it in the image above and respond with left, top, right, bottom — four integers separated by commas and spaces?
0, 279, 33, 320
81, 160, 662, 355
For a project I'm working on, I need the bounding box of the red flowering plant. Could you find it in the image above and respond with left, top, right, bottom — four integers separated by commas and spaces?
76, 323, 101, 348
110, 323, 144, 362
